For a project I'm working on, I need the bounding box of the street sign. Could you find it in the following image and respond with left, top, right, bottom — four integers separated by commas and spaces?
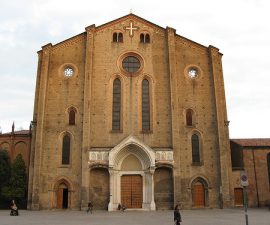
240, 170, 249, 186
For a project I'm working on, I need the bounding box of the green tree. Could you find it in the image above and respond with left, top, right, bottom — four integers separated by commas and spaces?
2, 154, 27, 202
0, 150, 11, 195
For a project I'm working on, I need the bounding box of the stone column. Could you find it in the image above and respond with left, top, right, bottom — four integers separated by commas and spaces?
108, 168, 116, 211
150, 167, 156, 210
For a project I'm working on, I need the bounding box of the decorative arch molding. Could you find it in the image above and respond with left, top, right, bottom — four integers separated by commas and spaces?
58, 131, 75, 142
14, 141, 28, 163
0, 141, 10, 150
51, 176, 75, 209
155, 162, 174, 169
188, 128, 203, 139
189, 175, 211, 189
52, 176, 75, 191
136, 73, 156, 85
107, 73, 128, 86
89, 163, 109, 170
108, 135, 156, 211
65, 105, 78, 114
109, 135, 155, 170
189, 175, 210, 207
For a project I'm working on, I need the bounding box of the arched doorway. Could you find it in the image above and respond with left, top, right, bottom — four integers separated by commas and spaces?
89, 168, 109, 209
108, 135, 156, 211
191, 177, 208, 207
56, 182, 69, 209
120, 154, 143, 209
154, 166, 174, 210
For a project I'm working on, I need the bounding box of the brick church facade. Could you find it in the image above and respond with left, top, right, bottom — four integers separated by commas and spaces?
21, 14, 269, 210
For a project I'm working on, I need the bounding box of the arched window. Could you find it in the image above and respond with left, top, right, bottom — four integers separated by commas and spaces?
145, 34, 150, 43
62, 134, 70, 165
112, 78, 121, 130
118, 33, 123, 42
113, 32, 123, 43
69, 109, 76, 125
267, 153, 270, 184
186, 109, 193, 126
192, 134, 200, 163
142, 79, 150, 131
140, 33, 150, 43
113, 32, 117, 42
140, 34, 145, 43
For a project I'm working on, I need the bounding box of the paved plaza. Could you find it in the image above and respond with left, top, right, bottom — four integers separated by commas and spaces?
0, 208, 269, 225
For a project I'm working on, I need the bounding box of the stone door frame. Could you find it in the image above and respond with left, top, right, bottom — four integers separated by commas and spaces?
108, 135, 156, 211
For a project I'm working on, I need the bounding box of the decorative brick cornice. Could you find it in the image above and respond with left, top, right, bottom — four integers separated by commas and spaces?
52, 34, 86, 52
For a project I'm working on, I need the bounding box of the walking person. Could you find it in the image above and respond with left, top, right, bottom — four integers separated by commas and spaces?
87, 201, 93, 214
174, 204, 182, 225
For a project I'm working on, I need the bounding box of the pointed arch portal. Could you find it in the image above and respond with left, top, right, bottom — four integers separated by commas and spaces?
108, 135, 156, 211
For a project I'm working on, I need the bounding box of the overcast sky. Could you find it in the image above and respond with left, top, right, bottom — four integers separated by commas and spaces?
0, 0, 269, 138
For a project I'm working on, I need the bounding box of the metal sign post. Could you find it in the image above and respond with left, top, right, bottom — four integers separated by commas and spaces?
240, 171, 249, 225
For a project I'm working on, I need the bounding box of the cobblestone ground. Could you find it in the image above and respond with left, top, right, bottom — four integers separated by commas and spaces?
0, 208, 269, 225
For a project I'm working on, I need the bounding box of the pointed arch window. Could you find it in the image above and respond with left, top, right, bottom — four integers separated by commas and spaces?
69, 109, 76, 125
112, 78, 121, 131
142, 79, 150, 131
186, 109, 193, 126
62, 134, 70, 165
267, 153, 270, 184
192, 134, 200, 163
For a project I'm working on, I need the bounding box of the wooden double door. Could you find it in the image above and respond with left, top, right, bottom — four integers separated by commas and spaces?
121, 175, 143, 208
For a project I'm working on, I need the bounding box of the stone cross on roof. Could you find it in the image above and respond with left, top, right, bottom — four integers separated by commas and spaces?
124, 21, 139, 37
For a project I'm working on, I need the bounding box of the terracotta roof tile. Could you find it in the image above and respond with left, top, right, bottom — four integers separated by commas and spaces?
1, 130, 30, 135
230, 139, 270, 147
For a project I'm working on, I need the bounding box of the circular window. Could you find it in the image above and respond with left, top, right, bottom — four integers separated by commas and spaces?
64, 67, 74, 77
188, 68, 198, 79
122, 56, 141, 73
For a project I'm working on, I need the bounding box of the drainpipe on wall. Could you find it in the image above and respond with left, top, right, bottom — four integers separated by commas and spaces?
252, 148, 260, 207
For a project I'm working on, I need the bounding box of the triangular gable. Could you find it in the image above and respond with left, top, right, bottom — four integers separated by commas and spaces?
95, 13, 165, 33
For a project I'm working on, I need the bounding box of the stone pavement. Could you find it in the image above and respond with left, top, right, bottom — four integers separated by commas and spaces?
0, 208, 269, 225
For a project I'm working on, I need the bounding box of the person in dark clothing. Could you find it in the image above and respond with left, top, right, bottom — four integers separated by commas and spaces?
10, 200, 19, 216
117, 203, 126, 211
174, 204, 182, 225
87, 201, 93, 214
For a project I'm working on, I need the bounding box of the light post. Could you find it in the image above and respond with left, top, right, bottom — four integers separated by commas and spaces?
240, 170, 249, 225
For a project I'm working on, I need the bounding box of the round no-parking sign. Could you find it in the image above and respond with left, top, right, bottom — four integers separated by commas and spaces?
240, 171, 249, 186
